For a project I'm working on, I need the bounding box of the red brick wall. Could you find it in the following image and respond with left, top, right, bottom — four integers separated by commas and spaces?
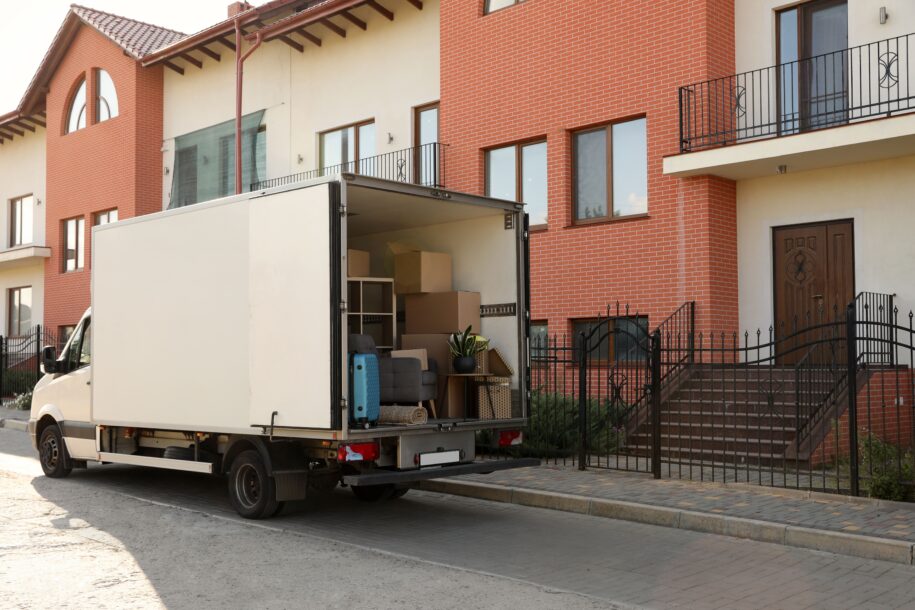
440, 0, 737, 334
44, 25, 163, 334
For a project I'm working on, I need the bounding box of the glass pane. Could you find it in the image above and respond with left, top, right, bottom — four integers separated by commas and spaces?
530, 322, 548, 360
358, 123, 376, 176
253, 128, 266, 184
77, 218, 85, 269
486, 0, 516, 13
806, 1, 848, 127
68, 79, 87, 134
614, 317, 649, 362
521, 142, 547, 226
65, 219, 76, 271
612, 118, 647, 217
418, 107, 438, 146
79, 320, 92, 366
109, 209, 117, 223
11, 199, 21, 245
97, 69, 119, 121
219, 135, 234, 197
485, 146, 516, 201
573, 320, 609, 361
10, 289, 20, 336
21, 196, 33, 244
18, 287, 31, 334
574, 130, 607, 220
779, 9, 800, 134
321, 129, 343, 172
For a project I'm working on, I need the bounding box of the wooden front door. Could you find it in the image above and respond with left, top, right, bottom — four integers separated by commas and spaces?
773, 220, 854, 362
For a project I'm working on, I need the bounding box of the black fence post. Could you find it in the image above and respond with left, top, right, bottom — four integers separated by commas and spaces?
845, 303, 860, 497
35, 325, 42, 385
650, 330, 662, 479
0, 335, 4, 399
577, 331, 588, 471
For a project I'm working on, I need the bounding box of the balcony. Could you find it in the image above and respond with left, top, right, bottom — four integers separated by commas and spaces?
0, 244, 50, 270
252, 142, 446, 191
665, 33, 915, 179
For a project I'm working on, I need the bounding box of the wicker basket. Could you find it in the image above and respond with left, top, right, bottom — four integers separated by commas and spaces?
476, 377, 512, 420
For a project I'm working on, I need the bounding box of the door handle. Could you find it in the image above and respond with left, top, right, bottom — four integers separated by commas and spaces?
86, 380, 91, 386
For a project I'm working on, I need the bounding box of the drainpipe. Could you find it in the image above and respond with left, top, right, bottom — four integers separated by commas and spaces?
235, 17, 262, 195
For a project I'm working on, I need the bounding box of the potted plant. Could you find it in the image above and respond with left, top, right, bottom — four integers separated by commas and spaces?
448, 326, 488, 374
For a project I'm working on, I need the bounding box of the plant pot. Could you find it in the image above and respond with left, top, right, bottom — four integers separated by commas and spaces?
453, 356, 476, 374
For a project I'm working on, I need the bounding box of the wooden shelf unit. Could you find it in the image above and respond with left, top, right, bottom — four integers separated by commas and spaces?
347, 277, 396, 349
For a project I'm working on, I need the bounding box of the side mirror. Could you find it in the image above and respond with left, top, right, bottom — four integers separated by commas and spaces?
41, 346, 58, 375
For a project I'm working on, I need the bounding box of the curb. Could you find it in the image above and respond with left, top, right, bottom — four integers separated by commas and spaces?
418, 479, 915, 566
0, 418, 28, 432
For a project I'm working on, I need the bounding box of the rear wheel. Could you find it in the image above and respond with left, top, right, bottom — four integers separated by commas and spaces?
391, 487, 410, 499
39, 425, 72, 478
228, 450, 278, 519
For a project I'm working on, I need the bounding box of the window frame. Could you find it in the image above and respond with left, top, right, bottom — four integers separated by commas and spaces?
95, 68, 119, 124
62, 216, 86, 273
9, 194, 34, 248
484, 138, 548, 230
485, 0, 524, 15
65, 75, 88, 135
94, 208, 118, 226
318, 119, 376, 175
7, 286, 32, 337
571, 117, 648, 225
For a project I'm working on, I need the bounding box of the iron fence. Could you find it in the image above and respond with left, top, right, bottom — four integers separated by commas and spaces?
679, 32, 915, 152
0, 325, 59, 400
515, 299, 914, 501
251, 142, 446, 191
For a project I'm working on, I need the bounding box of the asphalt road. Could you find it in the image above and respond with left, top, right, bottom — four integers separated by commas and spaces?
2, 428, 915, 610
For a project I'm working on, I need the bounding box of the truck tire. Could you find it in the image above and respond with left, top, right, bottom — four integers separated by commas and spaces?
228, 450, 278, 519
39, 425, 72, 478
351, 484, 394, 502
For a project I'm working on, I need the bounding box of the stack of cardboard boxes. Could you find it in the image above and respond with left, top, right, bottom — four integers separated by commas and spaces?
395, 250, 483, 418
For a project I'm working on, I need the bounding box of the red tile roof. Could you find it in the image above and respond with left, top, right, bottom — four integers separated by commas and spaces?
70, 4, 187, 59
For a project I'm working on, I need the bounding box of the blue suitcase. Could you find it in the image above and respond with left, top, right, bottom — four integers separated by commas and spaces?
349, 353, 380, 426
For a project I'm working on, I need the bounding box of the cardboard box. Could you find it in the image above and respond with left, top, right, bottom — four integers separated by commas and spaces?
394, 250, 452, 294
390, 348, 428, 370
347, 249, 370, 277
400, 334, 451, 375
445, 376, 466, 419
405, 291, 481, 335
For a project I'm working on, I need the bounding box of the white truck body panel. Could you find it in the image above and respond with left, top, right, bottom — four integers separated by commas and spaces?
92, 184, 333, 432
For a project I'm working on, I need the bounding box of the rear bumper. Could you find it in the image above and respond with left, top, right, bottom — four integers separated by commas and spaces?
342, 457, 540, 487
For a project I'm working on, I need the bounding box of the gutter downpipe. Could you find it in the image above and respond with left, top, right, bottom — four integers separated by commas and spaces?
235, 17, 262, 195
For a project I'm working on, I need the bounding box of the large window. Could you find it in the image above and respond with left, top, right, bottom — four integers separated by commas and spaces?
95, 69, 119, 123
169, 111, 266, 208
62, 217, 85, 272
9, 195, 34, 247
94, 209, 118, 226
66, 76, 87, 134
485, 0, 523, 14
572, 317, 649, 363
320, 121, 376, 176
485, 141, 548, 227
8, 287, 32, 337
573, 118, 647, 222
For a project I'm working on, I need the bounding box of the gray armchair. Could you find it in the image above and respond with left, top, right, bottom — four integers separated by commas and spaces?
349, 334, 438, 406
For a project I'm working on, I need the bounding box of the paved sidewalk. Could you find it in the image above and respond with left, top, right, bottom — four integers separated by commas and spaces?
0, 406, 28, 421
420, 463, 915, 565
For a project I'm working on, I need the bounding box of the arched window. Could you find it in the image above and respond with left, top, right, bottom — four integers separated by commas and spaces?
66, 77, 87, 134
96, 69, 118, 122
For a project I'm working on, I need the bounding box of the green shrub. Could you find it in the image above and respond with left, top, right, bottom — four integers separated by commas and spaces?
860, 432, 914, 502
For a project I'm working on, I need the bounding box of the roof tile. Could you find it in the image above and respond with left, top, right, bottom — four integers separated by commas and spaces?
71, 4, 187, 58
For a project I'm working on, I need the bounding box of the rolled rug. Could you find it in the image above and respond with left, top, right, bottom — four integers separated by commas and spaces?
378, 405, 429, 425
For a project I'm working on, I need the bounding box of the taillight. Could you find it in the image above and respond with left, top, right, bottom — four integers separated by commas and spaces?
337, 442, 380, 462
498, 430, 523, 447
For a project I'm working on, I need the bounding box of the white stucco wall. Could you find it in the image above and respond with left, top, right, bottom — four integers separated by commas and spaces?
735, 0, 915, 73
737, 154, 915, 334
0, 129, 47, 334
161, 1, 439, 209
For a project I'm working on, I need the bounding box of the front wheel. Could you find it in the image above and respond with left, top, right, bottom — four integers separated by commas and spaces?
39, 425, 72, 478
228, 450, 278, 519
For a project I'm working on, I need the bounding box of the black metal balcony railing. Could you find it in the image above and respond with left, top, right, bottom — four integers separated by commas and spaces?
251, 142, 446, 191
679, 33, 914, 152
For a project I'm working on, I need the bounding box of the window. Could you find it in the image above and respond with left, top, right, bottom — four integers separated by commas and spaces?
95, 69, 119, 122
58, 325, 76, 349
573, 118, 647, 222
572, 317, 649, 363
414, 103, 439, 186
66, 76, 87, 134
94, 209, 118, 226
320, 121, 376, 176
8, 287, 32, 337
65, 318, 91, 372
62, 217, 85, 272
168, 111, 266, 208
777, 0, 848, 132
486, 0, 522, 14
485, 141, 548, 227
9, 195, 34, 247
530, 321, 549, 360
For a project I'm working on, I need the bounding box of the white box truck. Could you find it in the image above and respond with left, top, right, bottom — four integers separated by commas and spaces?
28, 175, 537, 518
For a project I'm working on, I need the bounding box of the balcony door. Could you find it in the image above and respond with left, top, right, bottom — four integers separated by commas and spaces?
778, 0, 848, 134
